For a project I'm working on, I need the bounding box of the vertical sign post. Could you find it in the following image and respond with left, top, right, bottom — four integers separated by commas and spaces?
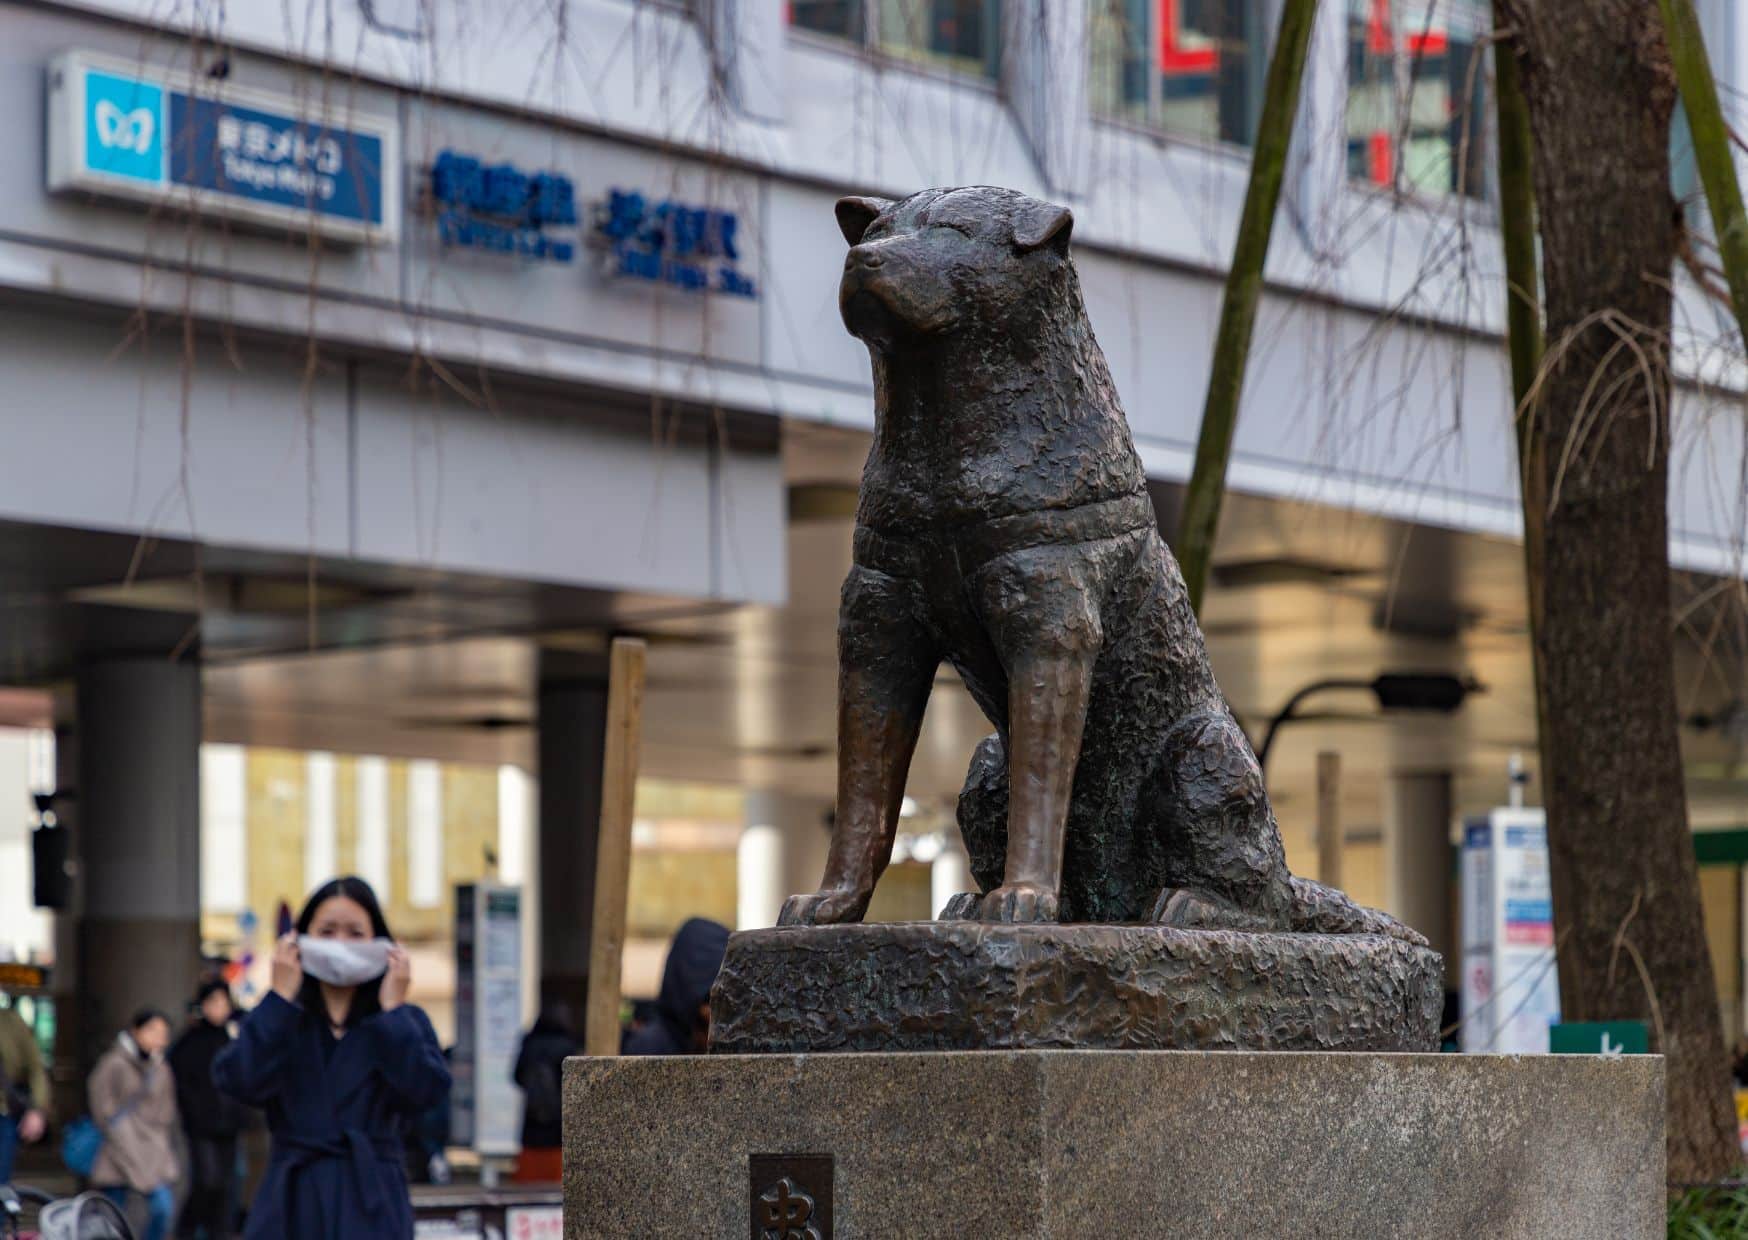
1460, 807, 1561, 1052
452, 883, 477, 1149
1315, 751, 1342, 889
452, 882, 524, 1156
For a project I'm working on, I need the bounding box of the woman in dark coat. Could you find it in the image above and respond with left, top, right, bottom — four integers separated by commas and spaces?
214, 877, 450, 1239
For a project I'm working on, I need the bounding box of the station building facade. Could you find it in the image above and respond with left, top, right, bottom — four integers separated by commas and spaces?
0, 0, 1744, 1086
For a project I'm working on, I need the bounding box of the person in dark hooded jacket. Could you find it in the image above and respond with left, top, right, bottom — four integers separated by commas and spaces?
170, 979, 247, 1238
622, 919, 729, 1056
510, 1004, 578, 1183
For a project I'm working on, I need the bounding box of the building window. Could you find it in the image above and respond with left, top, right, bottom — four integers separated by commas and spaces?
1089, 1, 1267, 146
792, 0, 863, 39
1346, 0, 1489, 200
791, 1, 1003, 80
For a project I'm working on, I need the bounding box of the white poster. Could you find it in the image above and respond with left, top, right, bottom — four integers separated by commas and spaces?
475, 886, 525, 1155
1460, 809, 1560, 1053
506, 1207, 563, 1240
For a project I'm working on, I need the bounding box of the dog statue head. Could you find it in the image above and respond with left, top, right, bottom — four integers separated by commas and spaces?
836, 186, 1075, 347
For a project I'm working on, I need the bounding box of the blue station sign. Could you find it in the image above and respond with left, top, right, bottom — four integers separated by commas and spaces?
428, 150, 578, 261
591, 188, 758, 299
47, 51, 399, 244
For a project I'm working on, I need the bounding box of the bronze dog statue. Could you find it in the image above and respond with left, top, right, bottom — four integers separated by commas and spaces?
780, 186, 1419, 941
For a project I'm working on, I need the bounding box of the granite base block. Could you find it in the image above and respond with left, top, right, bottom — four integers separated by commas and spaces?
564, 1049, 1664, 1239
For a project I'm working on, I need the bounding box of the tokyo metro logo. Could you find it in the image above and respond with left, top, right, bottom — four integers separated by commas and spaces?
93, 98, 155, 153
83, 70, 164, 183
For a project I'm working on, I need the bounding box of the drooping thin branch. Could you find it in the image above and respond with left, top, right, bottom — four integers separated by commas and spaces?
1176, 0, 1320, 616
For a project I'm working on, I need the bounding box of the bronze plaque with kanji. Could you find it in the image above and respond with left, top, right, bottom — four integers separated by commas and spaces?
749, 1153, 832, 1240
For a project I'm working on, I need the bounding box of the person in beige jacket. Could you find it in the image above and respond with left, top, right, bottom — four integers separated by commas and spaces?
89, 1008, 180, 1240
0, 1004, 49, 1184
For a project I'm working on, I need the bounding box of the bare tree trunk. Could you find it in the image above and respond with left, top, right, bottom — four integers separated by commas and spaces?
1500, 0, 1737, 1181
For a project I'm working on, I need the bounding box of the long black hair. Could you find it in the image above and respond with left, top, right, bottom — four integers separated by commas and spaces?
295, 875, 394, 1028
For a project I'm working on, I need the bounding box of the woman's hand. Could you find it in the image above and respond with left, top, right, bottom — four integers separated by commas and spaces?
270, 933, 303, 1002
381, 945, 411, 1012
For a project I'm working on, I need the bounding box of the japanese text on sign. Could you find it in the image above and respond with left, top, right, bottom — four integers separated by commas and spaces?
430, 150, 577, 262
506, 1206, 563, 1240
591, 188, 757, 298
214, 113, 343, 198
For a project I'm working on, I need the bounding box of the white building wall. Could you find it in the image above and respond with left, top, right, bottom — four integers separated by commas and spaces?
2, 0, 1742, 580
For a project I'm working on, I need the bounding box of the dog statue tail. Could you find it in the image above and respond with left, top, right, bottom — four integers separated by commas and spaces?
1285, 877, 1428, 946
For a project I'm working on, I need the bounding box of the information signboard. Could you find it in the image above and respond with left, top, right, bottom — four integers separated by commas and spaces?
1549, 1020, 1650, 1056
47, 50, 399, 244
1460, 808, 1561, 1053
452, 882, 525, 1157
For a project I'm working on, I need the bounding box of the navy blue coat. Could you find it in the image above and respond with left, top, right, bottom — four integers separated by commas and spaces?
212, 993, 451, 1238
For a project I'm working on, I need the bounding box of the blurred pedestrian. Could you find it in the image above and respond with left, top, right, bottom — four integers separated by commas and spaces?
214, 876, 449, 1239
623, 918, 729, 1056
510, 1003, 578, 1182
170, 980, 245, 1238
90, 1008, 180, 1240
0, 1003, 48, 1185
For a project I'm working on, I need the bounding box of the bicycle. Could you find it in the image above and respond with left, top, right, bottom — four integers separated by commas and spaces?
0, 1183, 133, 1240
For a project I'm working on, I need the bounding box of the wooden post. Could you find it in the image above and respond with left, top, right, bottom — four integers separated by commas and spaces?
1316, 751, 1341, 890
583, 637, 648, 1058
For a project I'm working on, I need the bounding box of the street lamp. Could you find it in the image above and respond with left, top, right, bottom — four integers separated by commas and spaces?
1254, 673, 1478, 774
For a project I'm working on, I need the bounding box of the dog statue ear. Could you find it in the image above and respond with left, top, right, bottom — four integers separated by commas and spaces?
835, 196, 892, 246
1013, 201, 1074, 254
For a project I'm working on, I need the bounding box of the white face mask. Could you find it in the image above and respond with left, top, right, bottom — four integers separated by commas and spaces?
298, 935, 393, 988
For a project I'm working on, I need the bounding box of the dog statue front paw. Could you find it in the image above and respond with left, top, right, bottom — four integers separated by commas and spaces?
777, 888, 869, 927
978, 882, 1060, 924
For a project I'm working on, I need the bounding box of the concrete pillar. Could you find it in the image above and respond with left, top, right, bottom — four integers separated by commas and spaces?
537, 670, 607, 1012
74, 659, 201, 1068
1002, 0, 1090, 197
738, 790, 831, 930
1386, 772, 1455, 980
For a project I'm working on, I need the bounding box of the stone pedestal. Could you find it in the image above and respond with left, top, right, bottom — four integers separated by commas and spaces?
712, 922, 1444, 1053
564, 1050, 1663, 1238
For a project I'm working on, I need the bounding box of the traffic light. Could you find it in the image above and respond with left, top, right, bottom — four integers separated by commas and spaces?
32, 791, 70, 910
32, 822, 70, 909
